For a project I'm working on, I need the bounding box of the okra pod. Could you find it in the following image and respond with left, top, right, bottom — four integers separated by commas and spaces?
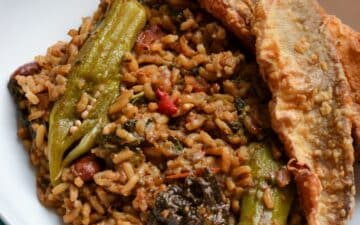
239, 143, 293, 225
48, 0, 146, 184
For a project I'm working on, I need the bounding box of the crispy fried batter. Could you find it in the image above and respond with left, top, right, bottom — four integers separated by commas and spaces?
325, 16, 360, 145
198, 0, 255, 47
253, 0, 355, 224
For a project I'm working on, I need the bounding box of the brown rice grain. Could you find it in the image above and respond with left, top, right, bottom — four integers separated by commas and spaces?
35, 124, 46, 148
236, 176, 253, 187
81, 203, 91, 225
108, 90, 132, 115
121, 175, 139, 196
89, 196, 105, 215
143, 82, 156, 100
225, 177, 236, 192
74, 177, 84, 188
69, 184, 79, 202
161, 34, 178, 44
221, 147, 232, 173
122, 162, 135, 179
180, 18, 197, 31
63, 200, 82, 223
231, 199, 240, 213
112, 149, 134, 164
231, 165, 251, 178
52, 182, 69, 195
28, 110, 45, 121
76, 93, 89, 113
102, 123, 117, 135
199, 131, 216, 147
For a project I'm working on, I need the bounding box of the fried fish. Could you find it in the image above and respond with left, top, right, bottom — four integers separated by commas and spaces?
325, 16, 360, 146
253, 0, 355, 224
198, 0, 255, 47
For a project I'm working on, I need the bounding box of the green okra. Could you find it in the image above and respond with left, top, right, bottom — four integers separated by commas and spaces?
239, 143, 294, 225
48, 0, 146, 184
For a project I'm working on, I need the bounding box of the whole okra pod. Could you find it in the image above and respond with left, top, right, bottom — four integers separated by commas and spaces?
48, 0, 146, 184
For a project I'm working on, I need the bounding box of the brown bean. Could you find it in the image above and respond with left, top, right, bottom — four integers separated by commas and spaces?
72, 155, 101, 181
11, 62, 41, 77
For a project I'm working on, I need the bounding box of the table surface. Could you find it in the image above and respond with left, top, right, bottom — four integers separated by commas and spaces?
318, 0, 360, 30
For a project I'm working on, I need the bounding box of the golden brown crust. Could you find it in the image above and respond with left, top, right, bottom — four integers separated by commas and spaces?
324, 15, 360, 144
288, 159, 322, 225
198, 0, 255, 48
253, 0, 355, 224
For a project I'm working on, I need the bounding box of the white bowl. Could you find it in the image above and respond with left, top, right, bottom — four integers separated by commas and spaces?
0, 0, 359, 224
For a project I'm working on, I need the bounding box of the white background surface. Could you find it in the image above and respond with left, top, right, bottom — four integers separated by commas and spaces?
0, 1, 359, 225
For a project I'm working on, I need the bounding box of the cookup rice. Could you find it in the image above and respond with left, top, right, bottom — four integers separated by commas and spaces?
8, 0, 299, 224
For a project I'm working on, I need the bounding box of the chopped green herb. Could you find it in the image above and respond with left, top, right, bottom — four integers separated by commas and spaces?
146, 118, 154, 126
169, 136, 183, 153
98, 133, 144, 148
169, 7, 183, 19
191, 67, 200, 75
97, 134, 123, 147
130, 92, 146, 105
229, 121, 242, 132
235, 97, 246, 114
123, 119, 137, 132
168, 63, 176, 69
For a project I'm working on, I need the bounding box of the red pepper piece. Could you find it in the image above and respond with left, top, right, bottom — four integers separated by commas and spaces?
156, 89, 178, 116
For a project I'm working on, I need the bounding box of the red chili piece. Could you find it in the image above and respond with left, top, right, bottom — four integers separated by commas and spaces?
156, 89, 178, 116
72, 155, 101, 181
135, 25, 165, 52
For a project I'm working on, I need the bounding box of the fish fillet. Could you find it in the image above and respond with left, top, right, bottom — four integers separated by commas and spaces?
253, 0, 355, 224
324, 16, 360, 145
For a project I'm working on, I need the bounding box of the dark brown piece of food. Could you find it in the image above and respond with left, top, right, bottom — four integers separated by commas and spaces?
72, 155, 101, 181
253, 0, 355, 224
149, 170, 229, 225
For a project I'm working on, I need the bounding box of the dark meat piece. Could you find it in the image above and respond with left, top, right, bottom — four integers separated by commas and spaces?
148, 171, 229, 225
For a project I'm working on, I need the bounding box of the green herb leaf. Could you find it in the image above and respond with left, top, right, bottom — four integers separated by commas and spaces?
169, 136, 183, 153
123, 119, 137, 132
229, 121, 242, 132
235, 97, 246, 114
130, 92, 146, 105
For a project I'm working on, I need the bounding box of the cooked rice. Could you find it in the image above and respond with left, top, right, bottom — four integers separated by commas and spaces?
9, 0, 300, 224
